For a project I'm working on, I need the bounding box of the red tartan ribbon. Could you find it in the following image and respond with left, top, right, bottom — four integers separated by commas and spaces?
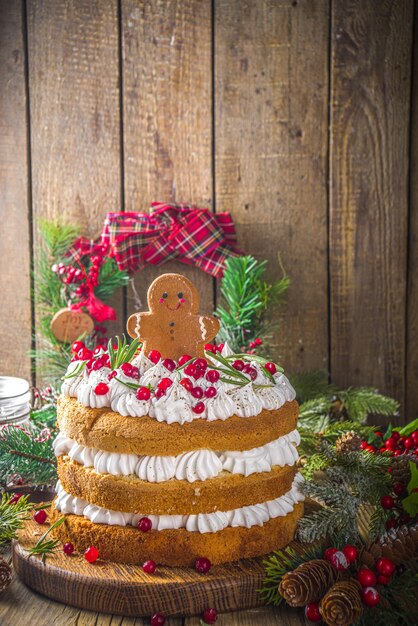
100, 202, 241, 278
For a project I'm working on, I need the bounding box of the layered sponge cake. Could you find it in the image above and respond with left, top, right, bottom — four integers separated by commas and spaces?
51, 274, 303, 566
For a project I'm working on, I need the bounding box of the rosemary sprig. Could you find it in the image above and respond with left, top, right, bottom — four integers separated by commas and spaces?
205, 351, 250, 385
62, 360, 86, 380
114, 377, 140, 391
108, 336, 141, 370
27, 515, 65, 563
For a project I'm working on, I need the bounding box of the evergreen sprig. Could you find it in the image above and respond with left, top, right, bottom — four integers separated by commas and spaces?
0, 425, 57, 488
338, 387, 399, 423
108, 335, 141, 370
27, 516, 65, 563
356, 570, 418, 626
258, 543, 323, 606
0, 494, 33, 545
215, 255, 290, 353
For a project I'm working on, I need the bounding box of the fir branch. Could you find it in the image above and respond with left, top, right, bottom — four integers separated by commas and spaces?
298, 396, 332, 432
27, 516, 65, 563
339, 387, 399, 423
290, 370, 335, 404
0, 494, 33, 545
0, 426, 57, 488
259, 544, 323, 606
94, 257, 129, 302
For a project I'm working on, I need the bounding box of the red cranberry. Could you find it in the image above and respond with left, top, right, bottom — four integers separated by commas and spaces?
202, 608, 218, 624
376, 558, 396, 577
162, 358, 176, 372
138, 517, 152, 532
94, 382, 109, 396
108, 370, 117, 380
194, 358, 208, 371
71, 340, 85, 354
360, 440, 369, 450
150, 613, 165, 626
204, 343, 217, 354
391, 431, 400, 441
398, 436, 406, 447
411, 430, 418, 442
255, 338, 262, 345
195, 557, 212, 573
216, 343, 224, 352
120, 362, 134, 377
180, 378, 193, 392
77, 347, 93, 361
178, 354, 192, 366
184, 363, 196, 377
264, 362, 277, 375
84, 546, 99, 563
249, 341, 256, 348
92, 357, 105, 371
362, 587, 380, 607
142, 560, 156, 574
192, 367, 203, 380
393, 450, 403, 456
86, 358, 95, 371
342, 545, 358, 563
136, 386, 151, 401
323, 547, 338, 561
158, 378, 173, 391
304, 602, 321, 622
192, 402, 205, 414
93, 346, 103, 356
245, 366, 257, 381
205, 369, 220, 383
385, 518, 397, 530
374, 430, 383, 438
8, 493, 23, 505
205, 387, 217, 398
155, 388, 165, 399
385, 437, 398, 450
329, 550, 349, 571
380, 495, 395, 509
131, 365, 140, 379
232, 359, 245, 371
63, 542, 74, 555
148, 350, 161, 364
377, 574, 391, 585
357, 568, 377, 587
191, 386, 203, 398
34, 509, 47, 524
393, 482, 405, 495
404, 437, 414, 449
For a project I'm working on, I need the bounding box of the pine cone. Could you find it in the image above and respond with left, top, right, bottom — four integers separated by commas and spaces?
335, 431, 361, 453
320, 579, 363, 626
391, 454, 417, 485
0, 557, 12, 593
279, 559, 339, 607
359, 522, 418, 568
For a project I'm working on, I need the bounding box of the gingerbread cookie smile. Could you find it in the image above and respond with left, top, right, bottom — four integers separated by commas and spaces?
127, 273, 220, 359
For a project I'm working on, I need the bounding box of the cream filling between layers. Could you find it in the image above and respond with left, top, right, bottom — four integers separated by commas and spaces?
53, 429, 300, 482
54, 473, 304, 533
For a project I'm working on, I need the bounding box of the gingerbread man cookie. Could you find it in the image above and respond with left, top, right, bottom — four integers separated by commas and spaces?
127, 273, 220, 359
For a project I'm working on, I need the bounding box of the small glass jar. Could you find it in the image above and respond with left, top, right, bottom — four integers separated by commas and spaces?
0, 376, 31, 426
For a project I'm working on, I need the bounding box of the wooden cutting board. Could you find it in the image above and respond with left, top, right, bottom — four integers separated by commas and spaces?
12, 517, 274, 617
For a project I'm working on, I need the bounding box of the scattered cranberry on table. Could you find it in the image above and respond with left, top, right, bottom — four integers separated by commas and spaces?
150, 612, 165, 626
202, 607, 218, 624
33, 509, 47, 525
195, 557, 212, 574
8, 493, 23, 505
304, 601, 321, 622
84, 546, 99, 563
63, 542, 75, 556
142, 560, 157, 574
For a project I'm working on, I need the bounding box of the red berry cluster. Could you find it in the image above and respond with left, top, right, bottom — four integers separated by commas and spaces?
357, 558, 396, 606
361, 429, 418, 456
52, 243, 108, 291
246, 337, 263, 354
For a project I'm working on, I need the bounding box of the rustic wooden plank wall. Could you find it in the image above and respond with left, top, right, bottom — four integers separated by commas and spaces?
0, 0, 416, 422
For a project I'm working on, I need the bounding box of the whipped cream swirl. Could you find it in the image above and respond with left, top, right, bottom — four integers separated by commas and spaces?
55, 473, 304, 533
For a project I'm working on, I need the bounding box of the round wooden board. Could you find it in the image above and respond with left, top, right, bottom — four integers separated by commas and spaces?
12, 518, 270, 617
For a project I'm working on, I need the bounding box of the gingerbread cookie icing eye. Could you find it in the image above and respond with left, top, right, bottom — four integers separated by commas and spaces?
177, 292, 183, 299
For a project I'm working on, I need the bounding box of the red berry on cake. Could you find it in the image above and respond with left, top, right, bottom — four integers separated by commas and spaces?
71, 340, 85, 354
157, 378, 173, 391
162, 358, 176, 372
232, 359, 245, 371
138, 517, 152, 532
108, 370, 117, 380
195, 557, 212, 573
194, 358, 208, 371
178, 354, 192, 366
33, 509, 47, 524
136, 386, 151, 401
180, 378, 193, 392
204, 343, 217, 354
155, 388, 165, 399
84, 546, 99, 563
191, 386, 204, 398
120, 362, 134, 377
192, 402, 205, 414
245, 366, 257, 381
205, 387, 217, 398
264, 362, 277, 375
142, 560, 157, 574
205, 369, 220, 383
63, 542, 74, 556
148, 350, 161, 364
77, 347, 93, 361
184, 363, 196, 377
94, 382, 109, 396
202, 608, 218, 624
150, 613, 165, 626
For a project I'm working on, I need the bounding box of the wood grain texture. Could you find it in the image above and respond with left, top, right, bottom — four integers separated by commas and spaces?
0, 0, 32, 381
407, 8, 418, 420
11, 517, 276, 617
329, 0, 413, 410
215, 0, 330, 373
27, 0, 124, 344
121, 0, 214, 316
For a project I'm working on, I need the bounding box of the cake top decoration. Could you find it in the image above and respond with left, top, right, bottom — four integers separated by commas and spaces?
127, 273, 220, 359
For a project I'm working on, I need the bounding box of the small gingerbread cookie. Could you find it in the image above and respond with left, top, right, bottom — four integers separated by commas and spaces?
127, 273, 220, 359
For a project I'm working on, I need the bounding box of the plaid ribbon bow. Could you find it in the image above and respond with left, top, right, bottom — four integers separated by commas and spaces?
100, 202, 241, 278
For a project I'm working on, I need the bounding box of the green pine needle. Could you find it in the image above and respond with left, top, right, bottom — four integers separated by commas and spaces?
0, 425, 57, 488
108, 335, 141, 370
0, 494, 33, 545
28, 516, 65, 563
339, 387, 399, 423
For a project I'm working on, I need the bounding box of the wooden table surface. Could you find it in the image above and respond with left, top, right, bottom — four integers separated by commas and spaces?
0, 547, 306, 626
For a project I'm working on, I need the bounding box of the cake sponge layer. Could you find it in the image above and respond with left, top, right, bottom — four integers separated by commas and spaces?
50, 501, 303, 566
57, 396, 299, 456
57, 456, 297, 515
